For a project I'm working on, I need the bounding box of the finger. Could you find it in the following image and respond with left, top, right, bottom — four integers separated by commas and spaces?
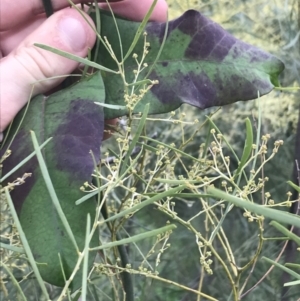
0, 8, 96, 132
0, 0, 167, 56
100, 0, 168, 22
1, 17, 45, 57
0, 0, 123, 31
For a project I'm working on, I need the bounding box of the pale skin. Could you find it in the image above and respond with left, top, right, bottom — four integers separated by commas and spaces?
0, 0, 168, 141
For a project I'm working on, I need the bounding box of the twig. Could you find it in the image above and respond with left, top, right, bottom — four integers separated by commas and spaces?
104, 131, 157, 164
240, 237, 289, 298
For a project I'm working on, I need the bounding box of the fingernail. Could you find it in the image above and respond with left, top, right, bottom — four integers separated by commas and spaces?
58, 17, 87, 52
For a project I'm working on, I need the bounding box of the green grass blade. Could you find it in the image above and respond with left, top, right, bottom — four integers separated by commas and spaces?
121, 227, 153, 270
0, 122, 13, 150
58, 253, 72, 301
30, 131, 79, 251
0, 138, 52, 183
89, 150, 102, 206
34, 43, 118, 74
75, 182, 110, 205
284, 279, 300, 286
287, 181, 300, 193
93, 0, 101, 63
0, 86, 34, 153
201, 122, 213, 159
90, 224, 176, 251
120, 103, 149, 175
94, 102, 126, 110
102, 185, 185, 223
234, 118, 253, 178
262, 256, 300, 280
116, 147, 143, 182
153, 178, 209, 185
136, 141, 158, 153
81, 214, 91, 301
286, 263, 300, 269
1, 261, 28, 301
4, 187, 50, 300
75, 190, 100, 206
103, 0, 124, 61
144, 193, 213, 198
144, 7, 169, 79
126, 79, 153, 87
123, 0, 158, 62
252, 96, 262, 170
71, 292, 82, 301
270, 221, 300, 246
208, 187, 300, 227
0, 242, 24, 253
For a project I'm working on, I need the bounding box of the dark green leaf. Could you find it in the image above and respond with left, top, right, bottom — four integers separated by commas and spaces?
1, 72, 105, 288
91, 10, 284, 119
234, 118, 253, 178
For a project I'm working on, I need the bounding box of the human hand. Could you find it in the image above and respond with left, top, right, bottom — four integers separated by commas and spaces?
0, 0, 168, 141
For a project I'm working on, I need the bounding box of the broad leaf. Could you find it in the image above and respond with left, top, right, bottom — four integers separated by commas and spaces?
1, 72, 105, 288
91, 10, 284, 119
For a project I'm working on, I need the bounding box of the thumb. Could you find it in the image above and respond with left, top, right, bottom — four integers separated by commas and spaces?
0, 8, 96, 134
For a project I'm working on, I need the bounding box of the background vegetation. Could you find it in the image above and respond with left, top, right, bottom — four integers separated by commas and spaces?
1, 0, 299, 300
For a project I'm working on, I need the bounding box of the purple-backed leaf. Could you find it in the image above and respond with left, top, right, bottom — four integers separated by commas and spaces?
92, 10, 284, 119
0, 72, 104, 289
